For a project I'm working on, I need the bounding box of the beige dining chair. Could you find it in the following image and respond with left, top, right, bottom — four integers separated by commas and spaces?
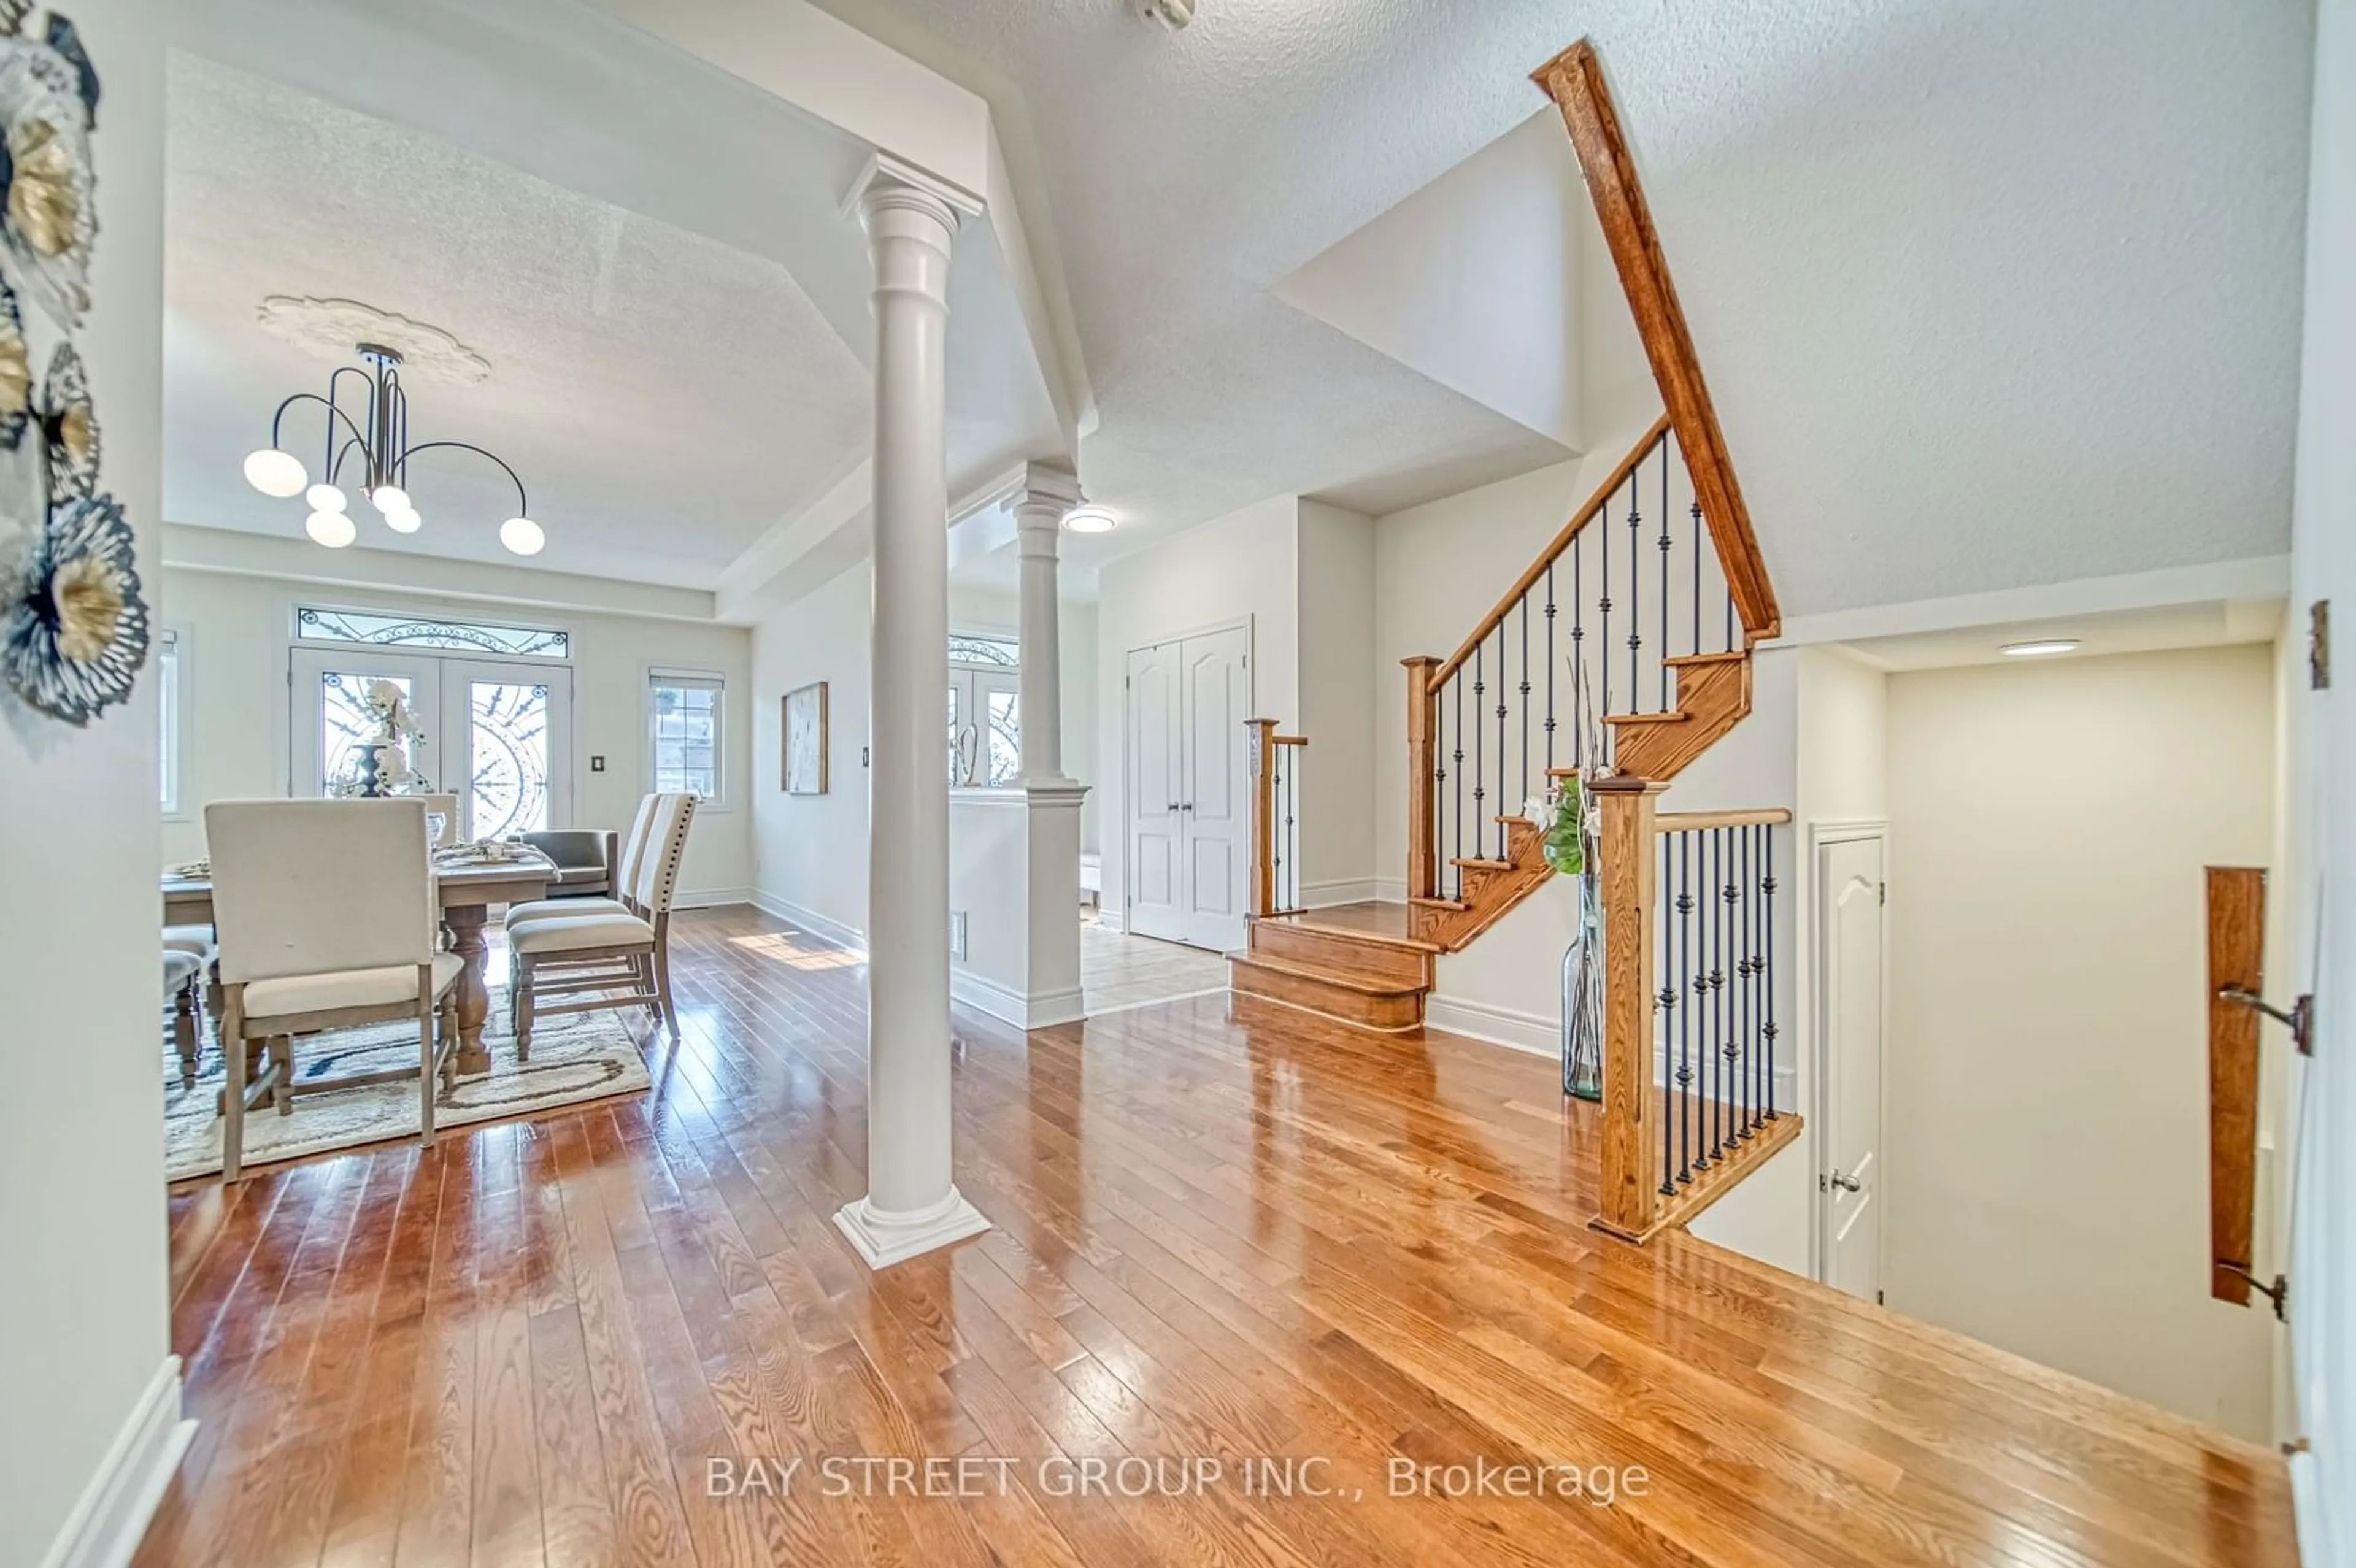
509, 793, 696, 1055
206, 798, 462, 1181
504, 791, 660, 929
161, 922, 217, 1087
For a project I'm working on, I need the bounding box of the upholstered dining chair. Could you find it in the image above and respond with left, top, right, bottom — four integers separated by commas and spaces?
161, 923, 217, 1087
509, 792, 696, 1055
205, 798, 462, 1182
503, 791, 660, 929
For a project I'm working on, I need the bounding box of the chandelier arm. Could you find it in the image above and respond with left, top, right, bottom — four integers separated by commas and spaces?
329, 366, 380, 486
270, 391, 372, 458
327, 436, 371, 489
402, 440, 529, 518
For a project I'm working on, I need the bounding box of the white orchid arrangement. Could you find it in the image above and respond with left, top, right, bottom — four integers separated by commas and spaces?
328, 678, 431, 797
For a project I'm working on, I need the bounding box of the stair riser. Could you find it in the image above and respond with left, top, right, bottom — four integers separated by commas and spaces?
1230, 961, 1424, 1032
1250, 921, 1432, 988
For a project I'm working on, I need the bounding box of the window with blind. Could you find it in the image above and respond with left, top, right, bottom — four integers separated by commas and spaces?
649, 671, 724, 804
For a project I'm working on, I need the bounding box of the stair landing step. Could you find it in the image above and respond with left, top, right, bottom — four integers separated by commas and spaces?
1230, 953, 1425, 999
1261, 901, 1436, 953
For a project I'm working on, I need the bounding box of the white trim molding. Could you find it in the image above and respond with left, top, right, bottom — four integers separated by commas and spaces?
1770, 554, 2290, 647
950, 969, 1085, 1031
833, 1187, 992, 1270
1423, 994, 1559, 1058
747, 888, 868, 953
37, 1357, 196, 1568
1302, 877, 1384, 909
673, 887, 756, 911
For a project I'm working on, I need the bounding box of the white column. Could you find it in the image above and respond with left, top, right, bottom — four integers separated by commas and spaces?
836, 157, 991, 1271
1015, 467, 1080, 782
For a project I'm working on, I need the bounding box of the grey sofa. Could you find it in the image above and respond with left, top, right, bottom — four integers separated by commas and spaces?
518, 828, 620, 899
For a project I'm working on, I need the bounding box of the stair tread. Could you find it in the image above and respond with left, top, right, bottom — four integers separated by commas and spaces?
1409, 895, 1471, 912
1604, 709, 1690, 726
1230, 952, 1425, 997
1450, 856, 1513, 872
1262, 917, 1441, 955
1663, 651, 1747, 667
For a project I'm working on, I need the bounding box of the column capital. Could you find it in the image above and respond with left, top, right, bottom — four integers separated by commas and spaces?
1015, 463, 1084, 523
842, 150, 985, 231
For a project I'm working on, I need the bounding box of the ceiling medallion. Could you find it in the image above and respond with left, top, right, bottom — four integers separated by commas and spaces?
242, 340, 542, 556
255, 296, 493, 386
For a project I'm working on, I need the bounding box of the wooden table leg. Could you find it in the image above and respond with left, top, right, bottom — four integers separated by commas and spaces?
444, 903, 495, 1077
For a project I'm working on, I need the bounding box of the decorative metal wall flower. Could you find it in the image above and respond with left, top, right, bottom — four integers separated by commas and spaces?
1, 489, 146, 724
39, 337, 93, 494
0, 275, 28, 451
0, 25, 96, 329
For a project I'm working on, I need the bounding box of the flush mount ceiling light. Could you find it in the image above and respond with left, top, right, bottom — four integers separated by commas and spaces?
242, 341, 542, 556
1140, 0, 1195, 29
1063, 505, 1117, 534
2001, 639, 2081, 658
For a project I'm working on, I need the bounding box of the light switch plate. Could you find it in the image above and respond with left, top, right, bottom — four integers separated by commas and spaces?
950, 911, 968, 961
590, 755, 606, 772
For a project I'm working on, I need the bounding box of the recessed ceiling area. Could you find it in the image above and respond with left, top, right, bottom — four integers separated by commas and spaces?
164, 53, 874, 587
1833, 598, 2285, 673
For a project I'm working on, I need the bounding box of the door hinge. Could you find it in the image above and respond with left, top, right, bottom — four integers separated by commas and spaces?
1879, 882, 1887, 905
1876, 1289, 1885, 1306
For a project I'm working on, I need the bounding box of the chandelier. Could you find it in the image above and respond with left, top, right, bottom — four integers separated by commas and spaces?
241, 344, 544, 556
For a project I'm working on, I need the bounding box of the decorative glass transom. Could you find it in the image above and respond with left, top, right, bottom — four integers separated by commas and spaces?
948, 633, 1019, 667
297, 606, 570, 659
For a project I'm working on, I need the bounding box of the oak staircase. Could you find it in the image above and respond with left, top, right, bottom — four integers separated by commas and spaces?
1229, 38, 1798, 1244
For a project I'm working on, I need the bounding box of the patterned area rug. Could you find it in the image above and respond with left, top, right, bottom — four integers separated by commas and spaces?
163, 993, 652, 1181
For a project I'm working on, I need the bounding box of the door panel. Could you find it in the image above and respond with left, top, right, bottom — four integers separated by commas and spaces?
1126, 644, 1185, 941
1179, 626, 1251, 952
290, 648, 438, 798
1820, 833, 1887, 1301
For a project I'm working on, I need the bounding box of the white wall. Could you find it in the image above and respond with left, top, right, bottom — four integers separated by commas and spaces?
0, 6, 177, 1566
156, 569, 755, 900
1095, 494, 1300, 925
1295, 501, 1378, 903
1883, 644, 2279, 1440
2284, 0, 2353, 1542
750, 559, 872, 943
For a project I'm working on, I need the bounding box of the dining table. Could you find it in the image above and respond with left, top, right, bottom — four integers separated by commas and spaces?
162, 852, 555, 1078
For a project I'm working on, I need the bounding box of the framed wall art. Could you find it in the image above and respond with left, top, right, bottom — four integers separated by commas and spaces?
783, 680, 828, 795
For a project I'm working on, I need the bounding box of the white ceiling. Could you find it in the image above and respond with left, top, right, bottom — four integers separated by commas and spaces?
1837, 597, 2286, 673
822, 0, 2313, 616
164, 55, 874, 586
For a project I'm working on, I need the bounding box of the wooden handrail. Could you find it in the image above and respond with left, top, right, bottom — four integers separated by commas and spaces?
1430, 413, 1671, 688
1536, 41, 1780, 642
2204, 866, 2266, 1307
1272, 736, 1309, 748
1656, 807, 1792, 832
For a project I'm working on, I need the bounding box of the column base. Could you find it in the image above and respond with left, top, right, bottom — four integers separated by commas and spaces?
833, 1186, 992, 1270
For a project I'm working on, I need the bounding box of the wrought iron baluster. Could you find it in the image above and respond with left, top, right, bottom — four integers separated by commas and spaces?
1544, 563, 1557, 775
1600, 496, 1612, 720
1472, 644, 1487, 864
1771, 824, 1781, 1116
1690, 466, 1703, 659
1495, 626, 1509, 834
1626, 474, 1643, 712
1659, 442, 1673, 710
1519, 599, 1531, 819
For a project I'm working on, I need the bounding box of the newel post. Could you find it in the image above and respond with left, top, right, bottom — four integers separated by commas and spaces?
1403, 657, 1440, 902
1590, 775, 1669, 1240
1247, 718, 1279, 919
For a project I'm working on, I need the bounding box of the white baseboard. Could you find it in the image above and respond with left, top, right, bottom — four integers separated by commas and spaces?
674, 885, 754, 910
1302, 878, 1384, 909
1371, 877, 1409, 906
747, 888, 868, 953
950, 967, 1085, 1031
38, 1356, 196, 1568
1423, 994, 1560, 1058
1095, 909, 1126, 933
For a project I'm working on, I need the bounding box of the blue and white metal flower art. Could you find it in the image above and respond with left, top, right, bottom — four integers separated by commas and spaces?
1, 488, 145, 724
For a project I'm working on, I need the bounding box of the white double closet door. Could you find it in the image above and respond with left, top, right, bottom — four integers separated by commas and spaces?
290, 646, 574, 843
1126, 625, 1251, 952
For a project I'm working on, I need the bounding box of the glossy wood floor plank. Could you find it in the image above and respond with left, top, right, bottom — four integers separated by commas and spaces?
134, 905, 2294, 1568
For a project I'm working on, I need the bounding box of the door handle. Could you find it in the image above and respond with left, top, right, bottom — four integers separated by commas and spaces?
1181, 802, 1194, 813
1167, 801, 1181, 813
1828, 1170, 1863, 1194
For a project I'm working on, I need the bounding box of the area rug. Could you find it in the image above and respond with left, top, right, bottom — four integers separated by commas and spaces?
163, 993, 652, 1181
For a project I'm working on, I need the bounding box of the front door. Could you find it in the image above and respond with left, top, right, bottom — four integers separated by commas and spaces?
1818, 830, 1887, 1301
291, 650, 572, 839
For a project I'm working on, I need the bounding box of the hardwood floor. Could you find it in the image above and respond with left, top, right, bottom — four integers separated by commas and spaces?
134, 905, 2295, 1568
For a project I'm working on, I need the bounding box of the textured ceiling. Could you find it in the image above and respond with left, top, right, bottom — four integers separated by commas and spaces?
824, 0, 2313, 616
164, 53, 874, 586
